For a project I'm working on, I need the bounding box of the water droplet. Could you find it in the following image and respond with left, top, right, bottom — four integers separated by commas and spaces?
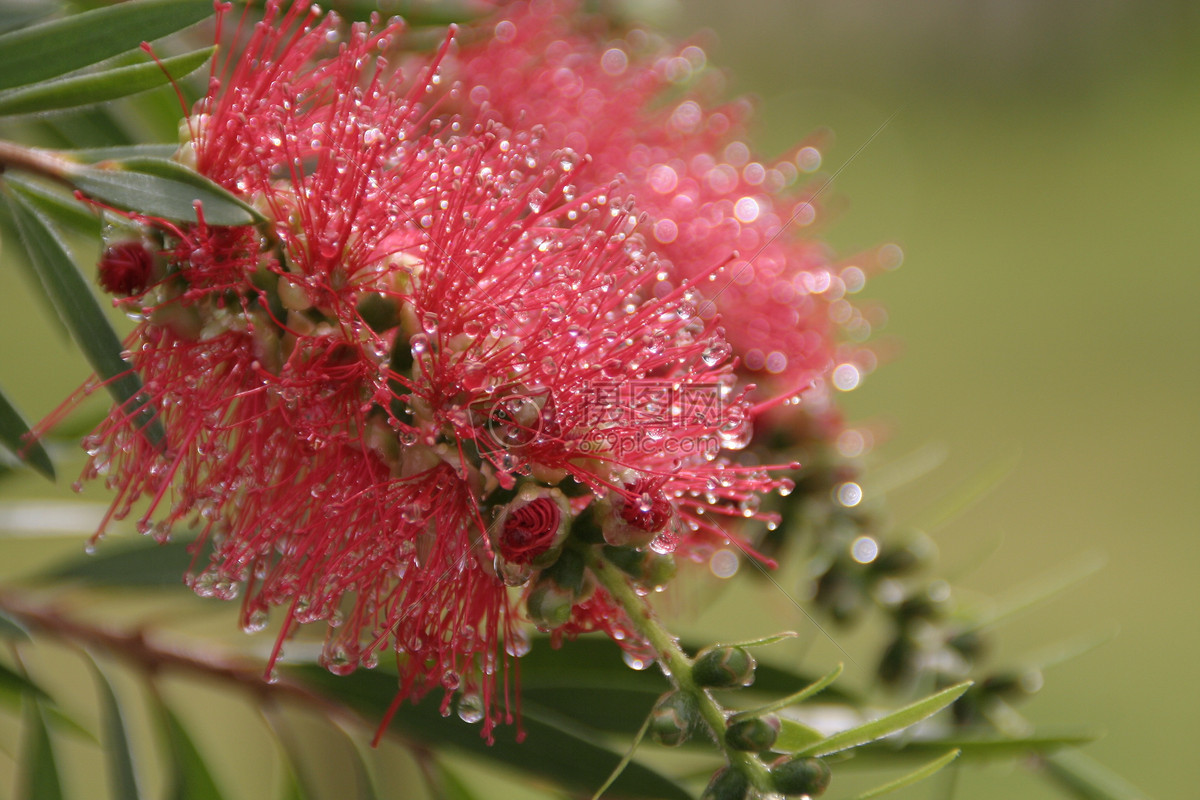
457, 692, 485, 723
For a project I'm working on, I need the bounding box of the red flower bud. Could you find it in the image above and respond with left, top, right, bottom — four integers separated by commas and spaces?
98, 241, 155, 296
498, 497, 562, 565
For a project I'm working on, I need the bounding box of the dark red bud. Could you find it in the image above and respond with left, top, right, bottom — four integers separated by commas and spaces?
619, 479, 673, 533
98, 241, 155, 296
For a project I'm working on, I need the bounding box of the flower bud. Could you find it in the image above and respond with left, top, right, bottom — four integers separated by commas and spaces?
725, 713, 780, 752
648, 690, 701, 747
600, 477, 673, 547
692, 646, 755, 688
98, 241, 156, 296
701, 767, 752, 800
491, 486, 571, 572
770, 756, 832, 797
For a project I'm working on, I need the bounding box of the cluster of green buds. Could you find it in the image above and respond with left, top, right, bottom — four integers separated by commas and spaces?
767, 438, 1042, 733
644, 643, 834, 800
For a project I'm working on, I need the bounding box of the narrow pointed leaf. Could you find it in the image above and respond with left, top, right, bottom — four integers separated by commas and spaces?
773, 718, 824, 752
1041, 749, 1148, 800
90, 659, 144, 800
71, 157, 261, 225
911, 450, 1020, 533
16, 701, 64, 800
4, 187, 164, 446
853, 749, 961, 799
0, 47, 215, 116
730, 663, 843, 723
855, 732, 1099, 761
159, 703, 227, 800
796, 682, 972, 757
0, 384, 54, 479
717, 631, 798, 650
0, 0, 213, 92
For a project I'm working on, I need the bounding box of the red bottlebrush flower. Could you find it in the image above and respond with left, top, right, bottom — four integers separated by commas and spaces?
59, 0, 794, 741
453, 1, 887, 403
97, 241, 156, 297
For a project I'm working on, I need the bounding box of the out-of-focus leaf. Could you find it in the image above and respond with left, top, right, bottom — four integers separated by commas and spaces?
795, 682, 972, 757
773, 718, 824, 752
437, 762, 482, 800
0, 662, 52, 706
159, 703, 227, 800
969, 555, 1105, 632
0, 607, 31, 641
853, 749, 961, 799
910, 450, 1020, 533
89, 658, 144, 800
71, 157, 261, 225
0, 47, 214, 116
46, 106, 133, 148
0, 4, 57, 35
1041, 749, 1148, 800
289, 664, 691, 800
42, 535, 201, 587
4, 186, 164, 445
16, 701, 64, 800
0, 384, 54, 479
0, 0, 213, 92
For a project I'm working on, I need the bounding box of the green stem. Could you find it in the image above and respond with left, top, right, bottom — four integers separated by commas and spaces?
582, 545, 772, 791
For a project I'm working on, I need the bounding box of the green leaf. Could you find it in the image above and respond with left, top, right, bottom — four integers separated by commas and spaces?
16, 700, 65, 800
0, 662, 52, 706
795, 682, 972, 757
0, 0, 213, 92
716, 631, 798, 650
159, 703, 227, 800
71, 157, 261, 225
289, 664, 691, 800
0, 384, 54, 479
774, 718, 824, 752
0, 47, 214, 116
4, 174, 102, 236
853, 749, 961, 799
4, 187, 164, 446
729, 663, 842, 724
855, 732, 1098, 761
1041, 749, 1149, 800
43, 535, 201, 587
69, 144, 180, 162
89, 659, 144, 800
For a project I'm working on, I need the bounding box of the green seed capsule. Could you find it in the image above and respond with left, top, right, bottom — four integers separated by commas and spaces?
701, 767, 752, 800
648, 691, 701, 747
770, 756, 832, 797
693, 646, 755, 688
725, 713, 781, 751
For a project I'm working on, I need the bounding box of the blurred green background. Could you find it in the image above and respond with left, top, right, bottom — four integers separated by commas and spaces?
662, 1, 1198, 797
0, 1, 1196, 798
